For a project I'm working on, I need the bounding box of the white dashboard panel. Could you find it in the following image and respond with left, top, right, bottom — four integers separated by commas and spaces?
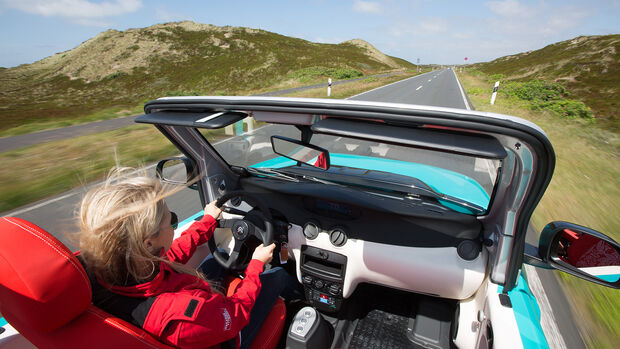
288, 223, 487, 300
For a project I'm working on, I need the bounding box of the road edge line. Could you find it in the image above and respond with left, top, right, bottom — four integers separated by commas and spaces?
452, 70, 472, 110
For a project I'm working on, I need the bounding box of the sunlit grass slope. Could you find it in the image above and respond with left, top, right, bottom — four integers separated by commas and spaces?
473, 35, 620, 132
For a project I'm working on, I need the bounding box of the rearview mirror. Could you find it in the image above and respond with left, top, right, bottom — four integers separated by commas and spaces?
271, 136, 330, 170
536, 222, 620, 288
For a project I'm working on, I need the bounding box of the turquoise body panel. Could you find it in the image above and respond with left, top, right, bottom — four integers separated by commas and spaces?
597, 274, 620, 282
252, 153, 490, 210
0, 317, 7, 328
498, 272, 550, 349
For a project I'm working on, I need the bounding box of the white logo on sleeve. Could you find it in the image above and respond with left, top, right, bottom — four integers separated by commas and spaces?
222, 308, 232, 331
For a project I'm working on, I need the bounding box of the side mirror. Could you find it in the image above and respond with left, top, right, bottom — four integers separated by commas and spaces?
156, 157, 198, 189
531, 221, 620, 288
271, 136, 330, 170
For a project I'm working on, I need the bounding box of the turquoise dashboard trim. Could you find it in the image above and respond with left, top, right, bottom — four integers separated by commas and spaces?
498, 273, 550, 349
252, 153, 490, 209
597, 274, 620, 282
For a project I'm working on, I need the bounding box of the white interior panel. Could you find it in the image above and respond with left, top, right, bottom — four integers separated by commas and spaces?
288, 223, 487, 300
485, 282, 523, 349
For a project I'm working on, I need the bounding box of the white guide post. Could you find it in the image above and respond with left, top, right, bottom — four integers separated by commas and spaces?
327, 78, 332, 97
490, 81, 500, 105
244, 118, 254, 133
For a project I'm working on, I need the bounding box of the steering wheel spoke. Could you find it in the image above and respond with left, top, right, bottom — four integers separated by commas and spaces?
210, 191, 274, 270
222, 206, 248, 216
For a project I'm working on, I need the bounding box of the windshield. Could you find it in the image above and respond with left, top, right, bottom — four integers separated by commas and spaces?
205, 124, 501, 214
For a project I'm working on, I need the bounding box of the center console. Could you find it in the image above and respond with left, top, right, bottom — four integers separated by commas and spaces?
300, 245, 347, 312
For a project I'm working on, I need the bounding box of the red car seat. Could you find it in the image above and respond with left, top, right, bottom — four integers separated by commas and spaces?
0, 217, 285, 349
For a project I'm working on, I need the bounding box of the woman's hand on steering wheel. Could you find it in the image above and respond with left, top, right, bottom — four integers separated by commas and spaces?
252, 243, 276, 264
204, 200, 222, 220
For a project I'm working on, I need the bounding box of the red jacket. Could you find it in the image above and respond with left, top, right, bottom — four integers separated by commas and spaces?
102, 215, 264, 348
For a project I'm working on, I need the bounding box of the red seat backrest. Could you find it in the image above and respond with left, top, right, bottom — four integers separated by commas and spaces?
0, 217, 173, 348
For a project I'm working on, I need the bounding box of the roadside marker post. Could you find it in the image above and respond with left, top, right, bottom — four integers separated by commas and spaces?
490, 81, 500, 105
327, 78, 332, 97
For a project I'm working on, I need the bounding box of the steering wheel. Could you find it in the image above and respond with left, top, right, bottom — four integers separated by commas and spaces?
208, 191, 274, 270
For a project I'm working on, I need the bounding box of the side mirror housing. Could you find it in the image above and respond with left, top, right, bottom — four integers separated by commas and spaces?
156, 157, 198, 189
527, 221, 620, 288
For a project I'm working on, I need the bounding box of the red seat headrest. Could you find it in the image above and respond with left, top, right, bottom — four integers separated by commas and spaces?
0, 217, 91, 333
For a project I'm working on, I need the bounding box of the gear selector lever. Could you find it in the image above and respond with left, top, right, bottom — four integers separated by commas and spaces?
286, 307, 332, 349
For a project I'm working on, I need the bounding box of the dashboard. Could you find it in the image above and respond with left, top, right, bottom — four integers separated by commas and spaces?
239, 177, 489, 306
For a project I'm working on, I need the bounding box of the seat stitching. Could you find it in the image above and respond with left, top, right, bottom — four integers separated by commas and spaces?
86, 308, 163, 349
2, 217, 90, 290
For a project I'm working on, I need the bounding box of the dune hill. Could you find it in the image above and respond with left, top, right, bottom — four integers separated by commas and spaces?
0, 21, 414, 132
474, 35, 620, 130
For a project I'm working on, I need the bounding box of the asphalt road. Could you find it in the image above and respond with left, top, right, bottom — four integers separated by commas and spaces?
1, 68, 585, 348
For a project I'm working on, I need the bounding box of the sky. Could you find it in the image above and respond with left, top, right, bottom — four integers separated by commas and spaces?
0, 0, 619, 68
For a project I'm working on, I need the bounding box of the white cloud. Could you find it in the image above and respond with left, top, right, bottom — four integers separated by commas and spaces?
418, 18, 448, 35
485, 2, 590, 39
388, 17, 449, 37
0, 0, 141, 18
485, 0, 531, 17
353, 1, 382, 14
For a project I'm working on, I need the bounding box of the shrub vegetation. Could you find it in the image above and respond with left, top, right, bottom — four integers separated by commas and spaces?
501, 80, 593, 119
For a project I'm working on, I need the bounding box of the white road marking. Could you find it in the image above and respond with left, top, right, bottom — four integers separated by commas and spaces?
416, 86, 423, 90
476, 158, 496, 182
5, 192, 79, 217
428, 79, 432, 82
348, 71, 436, 99
523, 265, 568, 349
452, 70, 471, 110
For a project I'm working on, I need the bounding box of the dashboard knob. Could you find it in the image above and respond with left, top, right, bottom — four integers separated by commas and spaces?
303, 222, 320, 240
314, 280, 324, 289
328, 284, 341, 295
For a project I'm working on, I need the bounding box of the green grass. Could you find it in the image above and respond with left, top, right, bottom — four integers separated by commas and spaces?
459, 71, 620, 349
288, 67, 364, 82
0, 72, 416, 213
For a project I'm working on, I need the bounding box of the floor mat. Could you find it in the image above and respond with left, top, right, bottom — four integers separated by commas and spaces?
348, 309, 412, 349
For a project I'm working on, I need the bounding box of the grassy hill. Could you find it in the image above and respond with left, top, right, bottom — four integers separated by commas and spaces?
0, 21, 414, 134
473, 35, 620, 131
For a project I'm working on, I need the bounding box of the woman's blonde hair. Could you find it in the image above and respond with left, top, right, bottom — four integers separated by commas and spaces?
78, 168, 205, 286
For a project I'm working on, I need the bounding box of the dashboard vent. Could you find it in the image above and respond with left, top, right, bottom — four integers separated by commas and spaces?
303, 222, 320, 240
330, 228, 347, 247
